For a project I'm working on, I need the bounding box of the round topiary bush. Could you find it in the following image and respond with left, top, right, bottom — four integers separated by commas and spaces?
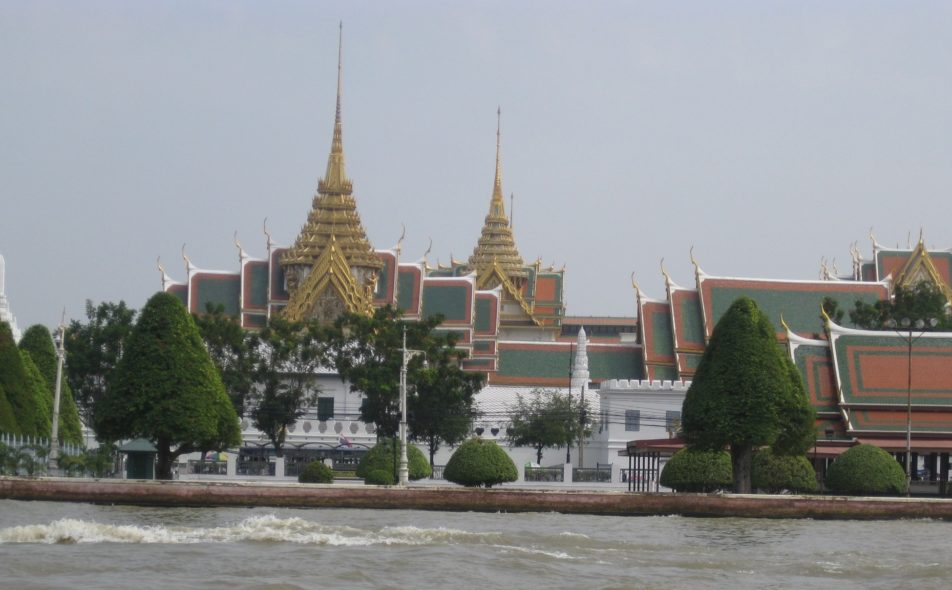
659, 449, 732, 492
751, 449, 818, 493
825, 444, 906, 496
356, 438, 431, 485
298, 460, 334, 484
443, 438, 517, 488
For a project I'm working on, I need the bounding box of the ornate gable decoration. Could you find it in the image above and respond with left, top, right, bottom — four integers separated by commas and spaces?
284, 235, 375, 322
894, 238, 952, 302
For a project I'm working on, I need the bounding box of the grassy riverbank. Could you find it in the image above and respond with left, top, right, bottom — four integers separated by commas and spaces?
3, 476, 952, 520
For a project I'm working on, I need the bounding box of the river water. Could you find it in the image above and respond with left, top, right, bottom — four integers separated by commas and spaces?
0, 499, 949, 590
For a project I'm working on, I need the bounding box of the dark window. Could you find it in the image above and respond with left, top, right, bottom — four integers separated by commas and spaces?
625, 409, 640, 432
317, 397, 334, 421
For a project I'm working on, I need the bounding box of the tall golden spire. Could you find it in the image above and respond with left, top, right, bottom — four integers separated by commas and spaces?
281, 23, 382, 320
322, 21, 348, 193
468, 108, 527, 285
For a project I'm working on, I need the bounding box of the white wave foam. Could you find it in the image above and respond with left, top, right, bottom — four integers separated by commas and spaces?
493, 544, 575, 560
0, 515, 501, 547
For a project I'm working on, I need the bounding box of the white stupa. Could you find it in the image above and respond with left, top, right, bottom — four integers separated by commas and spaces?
571, 326, 590, 391
0, 254, 22, 342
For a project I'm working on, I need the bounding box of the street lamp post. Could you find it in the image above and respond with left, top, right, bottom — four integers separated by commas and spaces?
884, 316, 938, 497
49, 322, 66, 473
399, 326, 425, 486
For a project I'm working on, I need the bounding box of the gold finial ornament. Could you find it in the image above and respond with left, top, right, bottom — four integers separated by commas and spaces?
280, 23, 382, 322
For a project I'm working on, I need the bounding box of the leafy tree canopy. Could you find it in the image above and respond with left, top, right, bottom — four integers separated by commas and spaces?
248, 315, 326, 457
681, 296, 815, 493
19, 324, 83, 445
444, 438, 517, 488
507, 388, 591, 465
0, 321, 42, 436
849, 282, 951, 331
825, 444, 906, 496
65, 300, 137, 428
193, 303, 257, 417
95, 292, 240, 479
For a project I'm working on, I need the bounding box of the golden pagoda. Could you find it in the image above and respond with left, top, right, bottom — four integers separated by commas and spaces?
467, 108, 529, 290
281, 26, 383, 323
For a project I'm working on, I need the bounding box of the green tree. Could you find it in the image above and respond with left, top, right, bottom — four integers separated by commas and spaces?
443, 438, 517, 488
249, 316, 325, 457
356, 437, 431, 484
18, 351, 52, 438
659, 449, 733, 493
193, 303, 257, 417
507, 388, 590, 465
95, 292, 240, 479
409, 346, 484, 467
328, 305, 446, 439
65, 300, 137, 428
681, 297, 815, 493
298, 460, 334, 483
849, 283, 951, 331
19, 325, 83, 445
0, 321, 42, 436
825, 444, 906, 496
0, 382, 17, 434
751, 449, 818, 493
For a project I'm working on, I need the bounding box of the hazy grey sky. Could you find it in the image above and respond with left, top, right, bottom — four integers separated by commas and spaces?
3, 1, 952, 330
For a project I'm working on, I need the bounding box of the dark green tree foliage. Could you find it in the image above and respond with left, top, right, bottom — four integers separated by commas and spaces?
751, 449, 818, 493
850, 283, 952, 331
95, 292, 240, 479
65, 300, 136, 427
250, 316, 325, 457
0, 381, 16, 434
681, 297, 814, 493
329, 306, 442, 439
19, 325, 83, 445
659, 449, 733, 493
772, 356, 817, 456
0, 321, 42, 435
410, 347, 484, 467
825, 444, 907, 496
194, 303, 257, 417
18, 351, 51, 438
443, 438, 518, 488
507, 388, 591, 464
298, 460, 334, 483
355, 438, 431, 484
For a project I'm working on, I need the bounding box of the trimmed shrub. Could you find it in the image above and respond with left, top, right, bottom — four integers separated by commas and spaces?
751, 449, 818, 493
826, 444, 906, 496
443, 438, 517, 488
660, 449, 732, 492
298, 460, 334, 484
356, 438, 431, 485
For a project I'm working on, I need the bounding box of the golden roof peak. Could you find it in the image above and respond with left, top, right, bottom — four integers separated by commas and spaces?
468, 108, 526, 281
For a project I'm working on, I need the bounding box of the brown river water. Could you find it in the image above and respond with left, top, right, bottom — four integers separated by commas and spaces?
0, 499, 949, 589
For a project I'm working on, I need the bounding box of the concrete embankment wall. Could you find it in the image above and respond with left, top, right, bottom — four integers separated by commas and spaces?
3, 477, 952, 520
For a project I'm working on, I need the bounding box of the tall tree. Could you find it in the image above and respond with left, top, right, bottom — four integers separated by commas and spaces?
249, 316, 324, 457
19, 325, 83, 445
194, 303, 257, 417
95, 292, 240, 479
409, 344, 484, 467
850, 282, 952, 330
65, 300, 136, 428
507, 388, 589, 465
18, 351, 51, 438
681, 296, 814, 493
0, 321, 43, 436
328, 305, 442, 439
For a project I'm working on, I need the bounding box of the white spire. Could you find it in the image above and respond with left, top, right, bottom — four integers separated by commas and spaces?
571, 326, 590, 390
0, 253, 22, 342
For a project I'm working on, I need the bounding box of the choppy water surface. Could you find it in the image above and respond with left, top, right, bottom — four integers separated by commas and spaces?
1, 499, 950, 590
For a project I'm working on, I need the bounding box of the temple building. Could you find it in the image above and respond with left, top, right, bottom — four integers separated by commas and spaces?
0, 254, 22, 343
161, 34, 640, 389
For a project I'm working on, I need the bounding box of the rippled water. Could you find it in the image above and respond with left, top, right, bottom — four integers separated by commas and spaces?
1, 499, 950, 590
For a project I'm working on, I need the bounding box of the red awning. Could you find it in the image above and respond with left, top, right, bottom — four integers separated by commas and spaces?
855, 437, 952, 452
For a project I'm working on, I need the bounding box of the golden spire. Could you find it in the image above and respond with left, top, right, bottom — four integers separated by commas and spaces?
468, 107, 527, 283
322, 21, 348, 193
281, 23, 382, 320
